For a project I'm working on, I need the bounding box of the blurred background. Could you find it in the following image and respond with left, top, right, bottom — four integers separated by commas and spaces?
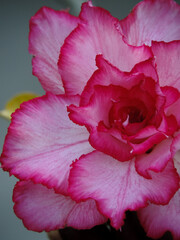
0, 0, 180, 239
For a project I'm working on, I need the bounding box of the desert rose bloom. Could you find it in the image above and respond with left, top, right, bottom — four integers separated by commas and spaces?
0, 0, 180, 239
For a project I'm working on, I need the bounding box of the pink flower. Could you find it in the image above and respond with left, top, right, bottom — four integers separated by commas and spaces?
0, 0, 180, 239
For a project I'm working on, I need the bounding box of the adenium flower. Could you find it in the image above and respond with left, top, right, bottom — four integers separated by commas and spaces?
1, 0, 180, 239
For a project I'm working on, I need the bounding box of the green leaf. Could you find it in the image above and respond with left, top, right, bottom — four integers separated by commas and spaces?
0, 92, 38, 120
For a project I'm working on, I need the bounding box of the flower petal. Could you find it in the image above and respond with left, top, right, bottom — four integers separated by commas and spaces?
89, 128, 133, 162
161, 86, 180, 108
29, 7, 79, 94
68, 85, 133, 161
135, 138, 173, 179
0, 94, 92, 194
171, 132, 180, 175
69, 151, 179, 229
69, 85, 124, 128
13, 181, 106, 232
59, 2, 152, 95
167, 98, 180, 127
137, 190, 180, 240
152, 41, 180, 89
119, 0, 180, 46
131, 58, 158, 81
80, 55, 147, 106
130, 132, 167, 155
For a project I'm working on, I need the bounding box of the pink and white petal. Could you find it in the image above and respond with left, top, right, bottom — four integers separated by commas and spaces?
29, 7, 79, 94
69, 85, 129, 129
127, 125, 158, 141
131, 58, 158, 81
152, 41, 180, 89
59, 2, 152, 95
89, 129, 133, 162
161, 86, 180, 108
0, 94, 93, 194
137, 189, 180, 240
13, 181, 107, 232
135, 138, 173, 179
167, 98, 180, 127
156, 113, 178, 137
80, 55, 145, 106
69, 151, 179, 229
68, 86, 114, 129
65, 198, 107, 229
130, 132, 167, 155
171, 133, 180, 175
119, 0, 180, 46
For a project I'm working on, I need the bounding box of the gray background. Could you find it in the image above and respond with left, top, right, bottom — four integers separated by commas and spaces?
0, 0, 179, 239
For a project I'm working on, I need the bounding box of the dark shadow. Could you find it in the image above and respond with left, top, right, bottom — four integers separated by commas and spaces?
59, 211, 173, 240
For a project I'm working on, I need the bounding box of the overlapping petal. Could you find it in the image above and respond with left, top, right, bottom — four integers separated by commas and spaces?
68, 56, 166, 161
29, 7, 79, 94
119, 0, 180, 46
167, 98, 180, 127
152, 41, 180, 89
80, 55, 151, 106
0, 94, 93, 194
59, 2, 152, 95
69, 151, 179, 229
161, 86, 180, 108
13, 181, 106, 232
131, 58, 158, 81
137, 189, 180, 240
89, 128, 133, 162
1, 0, 180, 236
135, 138, 173, 178
171, 132, 180, 175
69, 85, 134, 161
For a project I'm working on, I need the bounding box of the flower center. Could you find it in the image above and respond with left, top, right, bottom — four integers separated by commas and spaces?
125, 106, 144, 124
109, 101, 147, 136
110, 104, 145, 124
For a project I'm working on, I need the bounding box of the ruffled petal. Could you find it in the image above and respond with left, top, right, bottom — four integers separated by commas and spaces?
80, 55, 148, 106
171, 132, 180, 175
167, 98, 180, 127
135, 138, 173, 178
29, 7, 79, 94
161, 86, 180, 108
69, 85, 115, 129
68, 60, 163, 161
137, 190, 180, 240
130, 132, 167, 155
69, 151, 179, 229
59, 2, 152, 95
119, 0, 180, 46
152, 41, 180, 89
13, 181, 106, 232
89, 128, 133, 162
0, 94, 92, 194
131, 58, 158, 81
69, 85, 133, 161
